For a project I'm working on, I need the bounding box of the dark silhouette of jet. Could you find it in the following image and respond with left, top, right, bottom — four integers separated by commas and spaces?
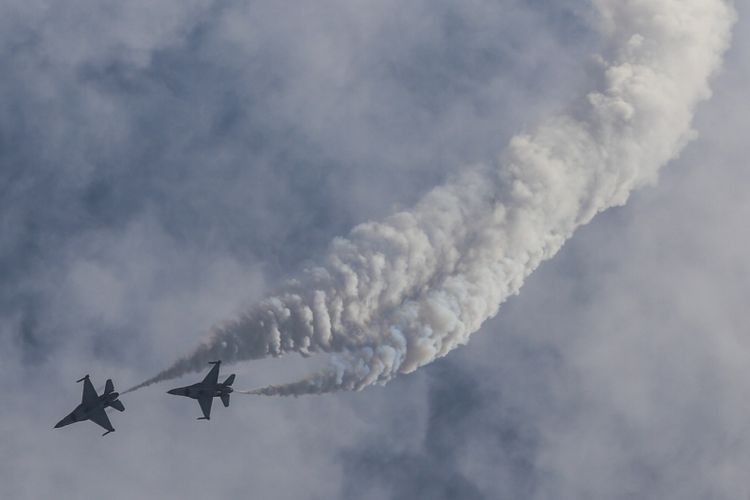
54, 375, 125, 436
167, 361, 235, 420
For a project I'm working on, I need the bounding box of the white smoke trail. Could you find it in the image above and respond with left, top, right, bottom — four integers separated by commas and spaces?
127, 0, 735, 395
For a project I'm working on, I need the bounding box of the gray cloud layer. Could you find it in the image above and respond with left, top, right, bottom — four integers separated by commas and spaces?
1, 1, 748, 499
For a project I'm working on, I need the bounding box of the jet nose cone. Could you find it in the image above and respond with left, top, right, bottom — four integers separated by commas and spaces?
167, 388, 179, 395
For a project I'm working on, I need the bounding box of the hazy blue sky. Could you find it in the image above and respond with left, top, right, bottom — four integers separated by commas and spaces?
1, 1, 748, 499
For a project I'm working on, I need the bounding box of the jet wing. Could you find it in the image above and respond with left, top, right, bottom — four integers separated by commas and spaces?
201, 362, 220, 386
88, 406, 115, 434
198, 396, 213, 420
81, 377, 99, 406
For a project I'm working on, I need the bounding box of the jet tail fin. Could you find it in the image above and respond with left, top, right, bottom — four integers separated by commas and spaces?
223, 374, 235, 386
221, 393, 230, 408
76, 374, 90, 383
110, 399, 125, 412
104, 379, 115, 394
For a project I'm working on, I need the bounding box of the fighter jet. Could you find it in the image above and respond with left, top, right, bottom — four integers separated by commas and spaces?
167, 361, 235, 420
54, 375, 125, 436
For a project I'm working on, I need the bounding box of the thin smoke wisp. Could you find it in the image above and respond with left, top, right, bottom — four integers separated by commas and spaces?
126, 0, 735, 396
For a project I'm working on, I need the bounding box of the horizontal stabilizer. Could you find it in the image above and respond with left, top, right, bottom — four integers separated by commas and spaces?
104, 379, 115, 394
221, 393, 230, 408
110, 399, 125, 412
223, 374, 235, 386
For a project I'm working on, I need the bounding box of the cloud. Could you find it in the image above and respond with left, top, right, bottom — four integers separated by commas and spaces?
1, 1, 747, 499
340, 361, 537, 500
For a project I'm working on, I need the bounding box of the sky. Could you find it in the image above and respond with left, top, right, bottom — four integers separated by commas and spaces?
1, 1, 748, 499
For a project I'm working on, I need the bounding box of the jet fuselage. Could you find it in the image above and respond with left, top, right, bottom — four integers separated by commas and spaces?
55, 391, 120, 428
167, 384, 232, 399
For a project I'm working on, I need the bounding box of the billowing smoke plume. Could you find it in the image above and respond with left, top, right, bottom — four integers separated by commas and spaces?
127, 0, 735, 395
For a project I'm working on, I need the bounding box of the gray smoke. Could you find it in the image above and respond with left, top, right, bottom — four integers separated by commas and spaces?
127, 0, 735, 395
